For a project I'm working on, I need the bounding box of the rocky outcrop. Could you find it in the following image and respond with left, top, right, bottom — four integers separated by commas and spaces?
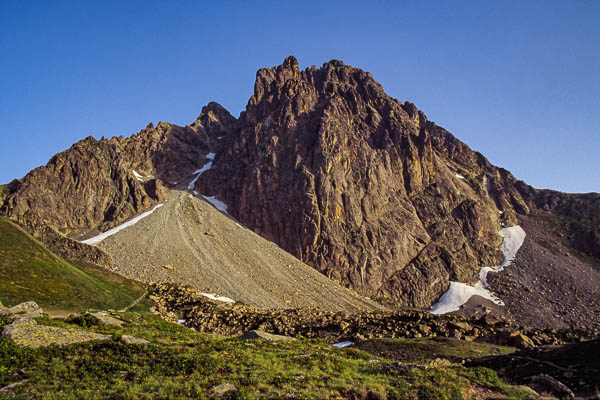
85, 312, 125, 327
199, 56, 535, 307
119, 335, 150, 345
0, 103, 236, 262
150, 283, 598, 346
2, 320, 111, 348
0, 301, 43, 321
0, 301, 111, 348
529, 374, 575, 399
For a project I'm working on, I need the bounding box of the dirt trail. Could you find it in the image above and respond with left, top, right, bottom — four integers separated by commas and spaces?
97, 189, 383, 313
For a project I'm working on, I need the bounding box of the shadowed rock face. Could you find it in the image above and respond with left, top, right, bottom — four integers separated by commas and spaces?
198, 56, 539, 307
0, 102, 236, 261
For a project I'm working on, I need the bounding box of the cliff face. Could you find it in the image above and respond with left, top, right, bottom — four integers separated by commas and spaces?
198, 57, 536, 307
1, 102, 236, 261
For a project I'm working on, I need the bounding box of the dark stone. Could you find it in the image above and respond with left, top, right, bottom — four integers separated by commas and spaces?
528, 374, 574, 399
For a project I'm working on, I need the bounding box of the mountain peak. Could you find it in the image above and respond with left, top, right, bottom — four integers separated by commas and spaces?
282, 55, 299, 72
201, 57, 531, 308
3, 57, 600, 333
192, 102, 237, 139
324, 58, 346, 68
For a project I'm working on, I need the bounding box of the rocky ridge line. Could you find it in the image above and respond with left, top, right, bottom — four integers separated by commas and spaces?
0, 103, 236, 263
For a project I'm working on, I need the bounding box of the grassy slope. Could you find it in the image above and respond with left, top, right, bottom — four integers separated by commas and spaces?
0, 313, 533, 400
356, 337, 516, 364
0, 218, 147, 313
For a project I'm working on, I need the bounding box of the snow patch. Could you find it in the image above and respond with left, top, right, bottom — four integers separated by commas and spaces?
196, 161, 213, 174
480, 225, 527, 284
333, 341, 353, 348
200, 293, 235, 303
430, 226, 526, 315
455, 174, 466, 180
187, 163, 211, 189
187, 153, 229, 213
132, 170, 144, 181
187, 154, 216, 190
202, 195, 228, 212
177, 319, 187, 324
81, 203, 164, 245
430, 282, 503, 315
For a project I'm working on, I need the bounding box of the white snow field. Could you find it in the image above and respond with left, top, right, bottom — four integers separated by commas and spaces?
200, 293, 235, 303
455, 174, 466, 180
185, 153, 229, 213
81, 203, 164, 245
430, 225, 526, 314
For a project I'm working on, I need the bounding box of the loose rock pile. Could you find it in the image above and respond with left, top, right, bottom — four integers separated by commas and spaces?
150, 284, 598, 347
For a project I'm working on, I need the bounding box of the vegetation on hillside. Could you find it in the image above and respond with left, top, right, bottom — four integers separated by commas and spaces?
355, 337, 516, 364
0, 312, 535, 399
0, 218, 147, 313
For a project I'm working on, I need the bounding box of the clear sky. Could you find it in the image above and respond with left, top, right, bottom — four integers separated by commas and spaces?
1, 1, 598, 193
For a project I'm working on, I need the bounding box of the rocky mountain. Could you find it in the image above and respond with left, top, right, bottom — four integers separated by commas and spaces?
198, 56, 583, 308
1, 56, 598, 324
0, 103, 235, 262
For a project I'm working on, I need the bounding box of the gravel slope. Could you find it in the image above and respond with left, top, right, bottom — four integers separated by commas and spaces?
488, 213, 600, 331
96, 189, 383, 312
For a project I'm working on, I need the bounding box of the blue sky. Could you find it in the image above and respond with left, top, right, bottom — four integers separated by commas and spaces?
1, 1, 599, 193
